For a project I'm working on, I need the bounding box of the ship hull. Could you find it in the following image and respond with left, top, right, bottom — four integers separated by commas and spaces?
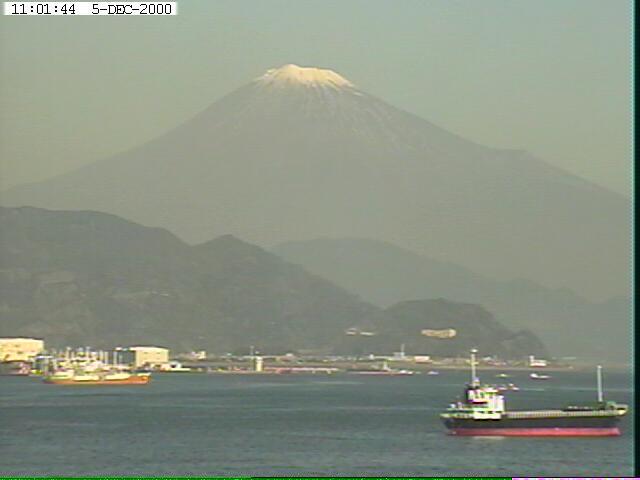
43, 375, 150, 385
449, 427, 620, 437
443, 415, 622, 437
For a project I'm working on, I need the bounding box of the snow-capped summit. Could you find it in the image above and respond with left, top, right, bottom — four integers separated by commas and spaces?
1, 64, 629, 299
256, 64, 355, 90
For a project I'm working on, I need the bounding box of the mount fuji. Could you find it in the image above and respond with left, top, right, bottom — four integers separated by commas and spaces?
2, 64, 629, 299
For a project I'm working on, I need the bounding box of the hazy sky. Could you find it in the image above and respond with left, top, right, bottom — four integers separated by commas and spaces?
0, 0, 631, 195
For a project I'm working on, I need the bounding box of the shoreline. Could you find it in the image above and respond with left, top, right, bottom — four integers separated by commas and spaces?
172, 360, 632, 374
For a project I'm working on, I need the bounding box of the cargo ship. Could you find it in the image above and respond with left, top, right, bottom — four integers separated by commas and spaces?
43, 369, 150, 385
440, 349, 627, 436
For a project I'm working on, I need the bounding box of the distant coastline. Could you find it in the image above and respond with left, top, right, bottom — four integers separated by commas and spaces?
172, 358, 631, 374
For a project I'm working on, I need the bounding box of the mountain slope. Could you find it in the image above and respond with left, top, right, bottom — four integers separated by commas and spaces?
376, 299, 548, 359
0, 206, 378, 352
273, 238, 631, 362
0, 206, 546, 358
1, 64, 629, 299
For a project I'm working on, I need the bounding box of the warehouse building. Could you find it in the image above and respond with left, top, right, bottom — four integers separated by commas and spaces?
114, 346, 170, 368
0, 337, 45, 362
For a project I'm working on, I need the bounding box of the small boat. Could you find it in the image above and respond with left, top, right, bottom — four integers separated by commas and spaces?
530, 372, 551, 380
158, 361, 192, 372
496, 373, 510, 378
0, 361, 31, 376
496, 383, 519, 392
427, 370, 440, 376
495, 383, 520, 392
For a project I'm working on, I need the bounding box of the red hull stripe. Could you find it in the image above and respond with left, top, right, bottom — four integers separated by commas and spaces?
450, 427, 620, 437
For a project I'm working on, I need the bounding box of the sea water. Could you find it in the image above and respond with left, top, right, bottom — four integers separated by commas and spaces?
0, 369, 633, 476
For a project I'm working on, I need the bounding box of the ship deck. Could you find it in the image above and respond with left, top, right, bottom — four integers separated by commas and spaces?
442, 408, 626, 420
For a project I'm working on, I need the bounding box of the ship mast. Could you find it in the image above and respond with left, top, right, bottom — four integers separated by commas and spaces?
470, 348, 479, 387
596, 365, 603, 403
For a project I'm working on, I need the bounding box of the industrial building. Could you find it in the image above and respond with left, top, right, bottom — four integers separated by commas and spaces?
0, 337, 44, 362
421, 328, 457, 339
114, 346, 170, 368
